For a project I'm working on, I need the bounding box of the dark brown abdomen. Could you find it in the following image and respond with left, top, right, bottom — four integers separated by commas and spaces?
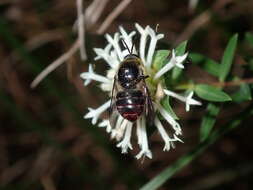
116, 90, 145, 122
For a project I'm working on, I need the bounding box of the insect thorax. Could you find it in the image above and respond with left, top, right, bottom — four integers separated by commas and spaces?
118, 58, 142, 89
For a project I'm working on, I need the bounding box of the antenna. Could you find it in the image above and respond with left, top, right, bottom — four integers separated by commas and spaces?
121, 39, 131, 54
130, 34, 138, 54
130, 42, 134, 54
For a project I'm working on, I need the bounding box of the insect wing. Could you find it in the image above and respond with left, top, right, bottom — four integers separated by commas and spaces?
109, 77, 119, 128
143, 81, 155, 125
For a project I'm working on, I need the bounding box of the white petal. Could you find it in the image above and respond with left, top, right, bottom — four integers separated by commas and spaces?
84, 100, 110, 125
111, 118, 128, 141
154, 61, 174, 79
172, 134, 184, 143
135, 23, 149, 65
135, 149, 152, 160
164, 89, 186, 102
154, 51, 188, 79
176, 52, 188, 64
135, 117, 152, 159
94, 44, 112, 60
93, 44, 119, 68
154, 117, 172, 151
172, 49, 176, 58
98, 119, 111, 133
105, 33, 124, 61
156, 103, 182, 135
98, 120, 108, 127
117, 122, 133, 153
81, 64, 93, 86
100, 83, 113, 92
146, 26, 164, 68
186, 103, 190, 112
164, 90, 202, 112
185, 91, 202, 112
119, 26, 136, 54
154, 117, 184, 151
136, 119, 142, 146
176, 62, 184, 69
80, 64, 111, 85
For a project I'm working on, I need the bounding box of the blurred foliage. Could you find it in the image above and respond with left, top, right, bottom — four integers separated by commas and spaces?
1, 0, 253, 190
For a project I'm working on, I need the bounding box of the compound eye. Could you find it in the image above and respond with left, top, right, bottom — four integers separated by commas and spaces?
118, 62, 139, 82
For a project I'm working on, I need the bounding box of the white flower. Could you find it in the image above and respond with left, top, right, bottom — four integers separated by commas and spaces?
98, 119, 111, 133
80, 23, 201, 159
135, 117, 152, 159
164, 90, 202, 112
117, 122, 133, 154
155, 117, 183, 151
80, 64, 111, 86
154, 49, 188, 79
155, 102, 182, 135
84, 100, 110, 125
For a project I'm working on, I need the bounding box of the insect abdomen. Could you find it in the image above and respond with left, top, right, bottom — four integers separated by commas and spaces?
116, 90, 145, 122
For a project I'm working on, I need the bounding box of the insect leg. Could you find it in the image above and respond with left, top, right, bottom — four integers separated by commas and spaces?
129, 75, 149, 86
109, 76, 116, 115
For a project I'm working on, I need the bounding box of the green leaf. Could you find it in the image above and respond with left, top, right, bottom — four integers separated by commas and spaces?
245, 32, 253, 48
153, 50, 170, 70
231, 84, 252, 102
200, 103, 220, 142
219, 34, 238, 82
188, 52, 204, 63
175, 40, 188, 55
195, 84, 231, 102
189, 53, 220, 77
171, 41, 188, 81
171, 67, 183, 80
202, 59, 220, 77
161, 97, 179, 120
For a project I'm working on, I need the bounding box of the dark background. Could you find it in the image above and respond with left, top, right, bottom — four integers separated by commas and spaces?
1, 0, 253, 189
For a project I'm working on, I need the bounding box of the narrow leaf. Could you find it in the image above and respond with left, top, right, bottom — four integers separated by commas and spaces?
200, 103, 220, 141
175, 40, 187, 56
231, 84, 252, 102
245, 32, 253, 48
219, 34, 238, 82
161, 97, 179, 120
195, 84, 231, 102
188, 53, 204, 63
202, 59, 220, 77
171, 67, 182, 81
153, 50, 170, 70
189, 53, 220, 77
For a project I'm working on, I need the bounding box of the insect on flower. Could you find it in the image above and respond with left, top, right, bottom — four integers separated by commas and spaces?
80, 24, 202, 159
109, 39, 155, 126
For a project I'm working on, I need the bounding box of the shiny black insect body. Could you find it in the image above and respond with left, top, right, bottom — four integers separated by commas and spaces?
116, 55, 147, 121
109, 40, 154, 125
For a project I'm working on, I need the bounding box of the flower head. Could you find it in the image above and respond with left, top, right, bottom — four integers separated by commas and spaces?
80, 23, 201, 159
